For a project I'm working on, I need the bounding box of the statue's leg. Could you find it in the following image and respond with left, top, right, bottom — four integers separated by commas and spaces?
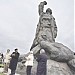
40, 41, 73, 54
40, 41, 74, 61
40, 41, 59, 53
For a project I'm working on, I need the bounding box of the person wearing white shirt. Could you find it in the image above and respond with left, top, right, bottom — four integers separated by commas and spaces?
4, 49, 11, 73
24, 51, 34, 75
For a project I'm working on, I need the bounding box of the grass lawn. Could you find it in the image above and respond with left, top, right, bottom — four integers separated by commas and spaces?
0, 73, 5, 75
0, 64, 5, 75
0, 64, 4, 68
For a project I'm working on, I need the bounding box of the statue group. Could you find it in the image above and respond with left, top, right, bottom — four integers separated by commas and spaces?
30, 1, 75, 75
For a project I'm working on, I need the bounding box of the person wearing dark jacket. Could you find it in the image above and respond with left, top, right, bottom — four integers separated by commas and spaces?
36, 49, 48, 75
9, 48, 20, 75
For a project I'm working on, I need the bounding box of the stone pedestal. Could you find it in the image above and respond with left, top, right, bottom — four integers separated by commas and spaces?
31, 59, 74, 75
16, 59, 75, 75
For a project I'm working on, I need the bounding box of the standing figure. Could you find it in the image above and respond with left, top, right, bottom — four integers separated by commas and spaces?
30, 1, 57, 54
0, 53, 2, 64
36, 49, 48, 75
1, 53, 4, 64
0, 52, 4, 64
24, 51, 34, 75
9, 48, 20, 75
4, 49, 11, 73
37, 1, 57, 42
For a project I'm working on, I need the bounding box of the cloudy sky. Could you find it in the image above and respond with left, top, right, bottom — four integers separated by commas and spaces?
0, 0, 74, 54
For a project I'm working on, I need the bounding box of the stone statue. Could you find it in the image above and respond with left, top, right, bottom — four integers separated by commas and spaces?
16, 1, 75, 75
30, 1, 75, 75
30, 1, 57, 55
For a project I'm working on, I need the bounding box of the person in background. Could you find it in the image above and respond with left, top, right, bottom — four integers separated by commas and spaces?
24, 51, 34, 75
1, 53, 4, 64
0, 52, 4, 64
36, 49, 48, 75
9, 48, 20, 75
0, 53, 2, 64
4, 49, 11, 73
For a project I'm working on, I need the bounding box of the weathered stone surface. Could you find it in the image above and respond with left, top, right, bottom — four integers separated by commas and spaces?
68, 58, 75, 69
30, 1, 57, 52
40, 41, 74, 62
16, 62, 26, 75
47, 60, 73, 75
32, 60, 75, 75
68, 57, 75, 74
16, 59, 75, 75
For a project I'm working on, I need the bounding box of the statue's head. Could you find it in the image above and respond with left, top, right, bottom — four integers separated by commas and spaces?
46, 8, 52, 14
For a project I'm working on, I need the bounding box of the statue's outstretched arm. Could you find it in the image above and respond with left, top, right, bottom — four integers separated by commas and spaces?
38, 1, 47, 15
